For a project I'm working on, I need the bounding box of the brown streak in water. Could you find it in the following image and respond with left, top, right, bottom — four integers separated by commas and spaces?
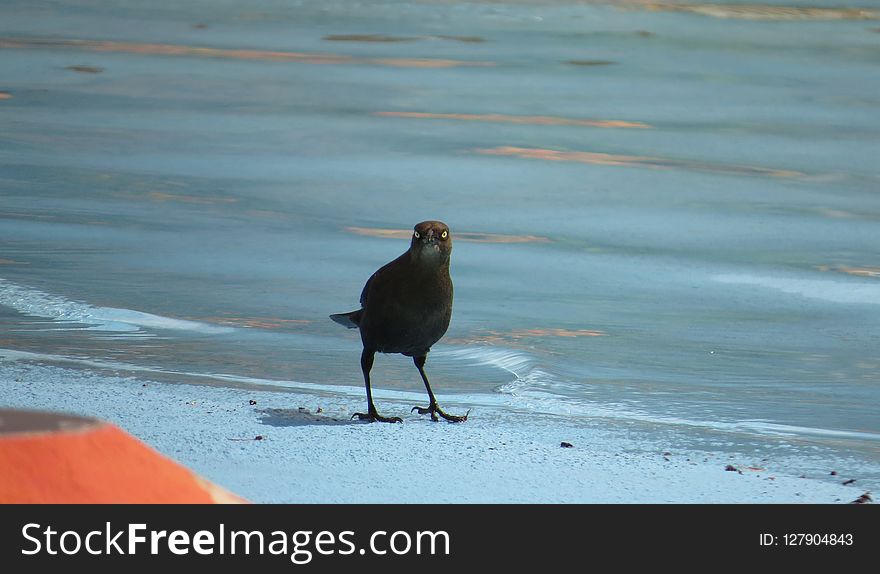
196, 317, 312, 329
345, 226, 550, 244
375, 111, 650, 129
476, 146, 803, 178
567, 60, 616, 66
0, 259, 28, 265
324, 34, 418, 43
507, 328, 605, 338
640, 3, 880, 21
436, 35, 486, 43
66, 65, 103, 74
0, 37, 491, 69
0, 37, 351, 64
324, 34, 486, 43
816, 265, 880, 279
146, 192, 237, 205
371, 58, 491, 68
346, 227, 411, 240
449, 328, 606, 346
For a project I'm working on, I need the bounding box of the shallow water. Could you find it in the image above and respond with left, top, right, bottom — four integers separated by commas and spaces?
2, 1, 879, 488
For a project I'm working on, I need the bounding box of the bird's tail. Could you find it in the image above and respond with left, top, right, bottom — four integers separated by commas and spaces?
329, 310, 362, 329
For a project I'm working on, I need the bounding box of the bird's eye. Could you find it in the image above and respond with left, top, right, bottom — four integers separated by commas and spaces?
414, 231, 420, 239
441, 230, 448, 239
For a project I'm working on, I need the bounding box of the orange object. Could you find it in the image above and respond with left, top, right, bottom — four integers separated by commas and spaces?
0, 409, 246, 503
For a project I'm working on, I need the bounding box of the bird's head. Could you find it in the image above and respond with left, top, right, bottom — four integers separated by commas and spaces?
410, 220, 452, 263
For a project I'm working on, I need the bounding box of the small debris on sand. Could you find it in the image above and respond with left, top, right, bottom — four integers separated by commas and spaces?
560, 441, 574, 448
830, 470, 838, 475
843, 479, 856, 486
248, 399, 257, 405
725, 464, 742, 474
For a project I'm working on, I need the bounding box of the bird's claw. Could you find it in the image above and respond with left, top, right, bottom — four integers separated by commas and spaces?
411, 404, 468, 423
411, 405, 439, 422
351, 411, 402, 423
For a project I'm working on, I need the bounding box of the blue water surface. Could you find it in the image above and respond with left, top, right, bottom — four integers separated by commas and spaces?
2, 0, 879, 490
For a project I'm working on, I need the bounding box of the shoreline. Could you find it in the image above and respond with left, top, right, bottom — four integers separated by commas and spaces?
0, 359, 867, 504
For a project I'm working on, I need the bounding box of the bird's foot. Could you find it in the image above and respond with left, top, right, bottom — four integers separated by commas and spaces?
411, 403, 469, 423
351, 411, 402, 423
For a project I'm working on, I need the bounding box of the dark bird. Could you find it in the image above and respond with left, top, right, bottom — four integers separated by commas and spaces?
331, 221, 468, 423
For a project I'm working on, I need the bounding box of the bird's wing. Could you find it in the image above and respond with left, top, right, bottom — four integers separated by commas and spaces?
359, 272, 375, 308
360, 251, 408, 308
361, 251, 409, 308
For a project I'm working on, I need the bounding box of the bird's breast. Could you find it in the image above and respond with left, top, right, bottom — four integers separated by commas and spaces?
360, 267, 452, 354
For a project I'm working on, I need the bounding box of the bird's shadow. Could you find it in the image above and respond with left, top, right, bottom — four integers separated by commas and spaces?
257, 407, 359, 428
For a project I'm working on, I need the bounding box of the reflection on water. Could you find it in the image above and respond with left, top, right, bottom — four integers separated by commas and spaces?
0, 36, 494, 69
1, 0, 879, 485
324, 34, 487, 43
816, 265, 880, 279
375, 111, 651, 129
638, 3, 880, 21
476, 146, 805, 178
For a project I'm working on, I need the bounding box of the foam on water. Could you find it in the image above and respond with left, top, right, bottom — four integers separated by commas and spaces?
434, 346, 880, 443
0, 278, 232, 336
714, 273, 880, 305
438, 346, 573, 400
439, 346, 535, 387
3, 345, 878, 445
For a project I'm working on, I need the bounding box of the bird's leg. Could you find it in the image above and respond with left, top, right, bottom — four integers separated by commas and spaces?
411, 355, 468, 422
352, 349, 402, 423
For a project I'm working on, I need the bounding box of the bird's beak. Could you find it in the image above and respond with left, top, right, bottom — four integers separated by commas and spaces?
421, 230, 438, 245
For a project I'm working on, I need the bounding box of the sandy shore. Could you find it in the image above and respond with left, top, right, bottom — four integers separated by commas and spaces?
0, 358, 865, 504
